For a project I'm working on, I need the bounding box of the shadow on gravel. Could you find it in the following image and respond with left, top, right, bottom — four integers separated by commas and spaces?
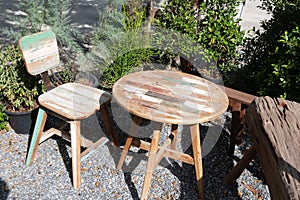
110, 109, 243, 199
0, 178, 9, 200
166, 124, 242, 199
231, 128, 267, 185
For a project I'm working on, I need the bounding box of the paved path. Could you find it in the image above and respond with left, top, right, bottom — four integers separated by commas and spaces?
239, 0, 271, 32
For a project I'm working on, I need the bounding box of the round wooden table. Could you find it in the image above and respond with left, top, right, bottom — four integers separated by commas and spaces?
113, 70, 228, 199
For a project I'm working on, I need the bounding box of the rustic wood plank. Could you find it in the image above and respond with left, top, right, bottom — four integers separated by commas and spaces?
39, 83, 111, 120
245, 96, 300, 200
19, 31, 60, 75
113, 70, 228, 125
224, 87, 256, 106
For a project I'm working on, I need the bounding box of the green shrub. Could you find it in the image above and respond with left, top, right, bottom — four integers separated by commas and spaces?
0, 45, 44, 111
0, 103, 9, 131
82, 1, 153, 88
156, 0, 245, 80
1, 0, 83, 78
235, 1, 300, 101
2, 0, 82, 52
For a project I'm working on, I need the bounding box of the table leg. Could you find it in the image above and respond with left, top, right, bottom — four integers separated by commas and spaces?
117, 135, 133, 170
117, 116, 142, 170
190, 124, 204, 199
171, 124, 178, 150
141, 129, 161, 200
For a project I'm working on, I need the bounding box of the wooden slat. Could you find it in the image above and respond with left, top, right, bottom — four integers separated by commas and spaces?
190, 124, 204, 199
19, 31, 60, 75
80, 137, 109, 161
26, 108, 47, 166
113, 70, 229, 125
38, 83, 111, 120
131, 138, 195, 165
224, 87, 257, 106
224, 145, 257, 185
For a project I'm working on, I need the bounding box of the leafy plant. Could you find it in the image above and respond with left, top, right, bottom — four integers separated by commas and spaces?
0, 103, 9, 131
82, 0, 153, 88
0, 45, 44, 112
234, 1, 300, 101
156, 0, 245, 81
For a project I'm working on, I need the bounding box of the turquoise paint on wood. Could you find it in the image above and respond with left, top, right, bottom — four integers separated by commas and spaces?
80, 138, 109, 162
20, 31, 56, 51
25, 108, 46, 166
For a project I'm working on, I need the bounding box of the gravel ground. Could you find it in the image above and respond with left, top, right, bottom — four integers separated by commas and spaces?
0, 103, 271, 200
1, 1, 272, 199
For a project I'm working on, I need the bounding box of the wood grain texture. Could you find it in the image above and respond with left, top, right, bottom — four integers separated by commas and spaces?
19, 31, 60, 75
245, 96, 300, 200
70, 121, 81, 189
38, 83, 111, 120
21, 31, 118, 190
113, 70, 229, 125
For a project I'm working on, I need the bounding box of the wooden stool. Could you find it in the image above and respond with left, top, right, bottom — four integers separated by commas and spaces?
19, 31, 118, 188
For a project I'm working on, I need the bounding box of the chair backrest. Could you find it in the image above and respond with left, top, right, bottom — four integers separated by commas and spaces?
19, 31, 60, 75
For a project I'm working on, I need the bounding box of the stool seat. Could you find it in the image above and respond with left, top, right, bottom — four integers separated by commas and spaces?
39, 82, 111, 120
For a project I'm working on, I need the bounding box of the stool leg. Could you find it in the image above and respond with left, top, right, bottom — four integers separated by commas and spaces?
141, 130, 161, 200
117, 116, 142, 170
26, 108, 47, 166
70, 120, 81, 189
190, 124, 204, 199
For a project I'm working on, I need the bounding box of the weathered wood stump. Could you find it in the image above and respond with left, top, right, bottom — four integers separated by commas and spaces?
225, 96, 300, 200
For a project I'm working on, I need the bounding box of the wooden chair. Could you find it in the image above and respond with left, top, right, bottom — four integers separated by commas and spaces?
19, 30, 118, 189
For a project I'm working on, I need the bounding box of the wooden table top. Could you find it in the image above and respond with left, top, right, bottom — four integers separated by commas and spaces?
112, 70, 229, 125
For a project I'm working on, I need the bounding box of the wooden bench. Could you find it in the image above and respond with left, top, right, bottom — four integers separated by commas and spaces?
224, 96, 300, 199
224, 87, 257, 156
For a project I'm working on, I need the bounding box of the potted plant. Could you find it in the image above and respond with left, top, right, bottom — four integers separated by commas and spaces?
0, 44, 44, 134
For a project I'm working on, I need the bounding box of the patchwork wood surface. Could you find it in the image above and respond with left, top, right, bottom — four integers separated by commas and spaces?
113, 70, 229, 125
39, 82, 111, 120
19, 31, 60, 75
